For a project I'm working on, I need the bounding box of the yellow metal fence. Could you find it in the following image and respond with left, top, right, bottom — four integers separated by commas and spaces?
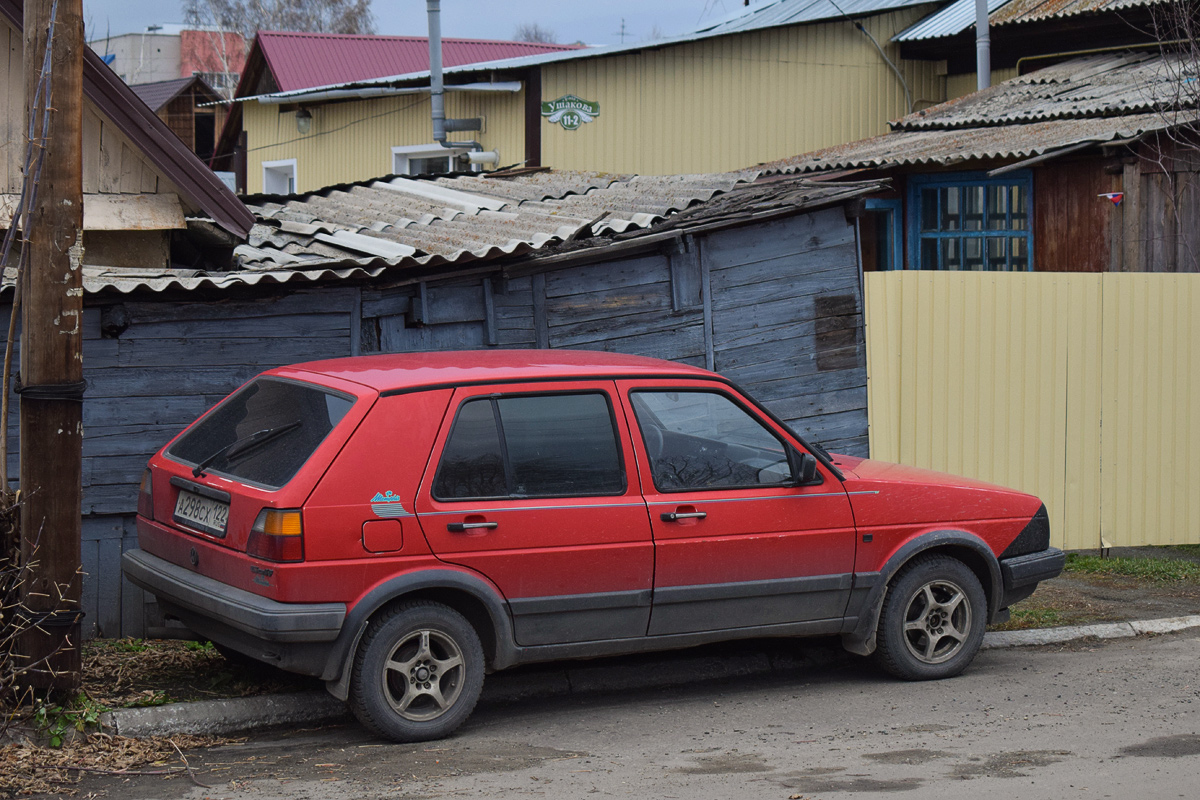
864, 271, 1200, 551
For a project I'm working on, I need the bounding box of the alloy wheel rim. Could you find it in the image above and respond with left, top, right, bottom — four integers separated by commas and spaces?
381, 629, 465, 721
901, 579, 971, 665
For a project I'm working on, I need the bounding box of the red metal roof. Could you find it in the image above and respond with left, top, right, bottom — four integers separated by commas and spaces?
256, 32, 581, 93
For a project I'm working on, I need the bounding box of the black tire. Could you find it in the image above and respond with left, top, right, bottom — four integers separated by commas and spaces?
349, 601, 485, 742
873, 555, 986, 681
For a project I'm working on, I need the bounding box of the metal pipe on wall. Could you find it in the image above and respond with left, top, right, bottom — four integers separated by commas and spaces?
976, 0, 991, 90
427, 0, 445, 143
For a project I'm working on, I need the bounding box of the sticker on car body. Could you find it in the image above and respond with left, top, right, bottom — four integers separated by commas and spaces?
370, 491, 413, 518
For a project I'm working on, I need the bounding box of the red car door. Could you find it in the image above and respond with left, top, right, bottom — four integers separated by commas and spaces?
415, 381, 654, 646
616, 380, 857, 636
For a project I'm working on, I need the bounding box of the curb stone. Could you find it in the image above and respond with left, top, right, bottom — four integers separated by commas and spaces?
101, 614, 1200, 738
980, 613, 1200, 649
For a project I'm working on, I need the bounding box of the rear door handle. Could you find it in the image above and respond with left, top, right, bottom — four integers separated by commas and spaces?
661, 511, 706, 522
447, 521, 498, 532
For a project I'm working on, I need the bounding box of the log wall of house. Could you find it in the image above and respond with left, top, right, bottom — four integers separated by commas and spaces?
3, 207, 867, 638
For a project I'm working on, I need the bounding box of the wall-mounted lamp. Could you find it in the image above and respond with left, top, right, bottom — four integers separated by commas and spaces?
295, 108, 312, 134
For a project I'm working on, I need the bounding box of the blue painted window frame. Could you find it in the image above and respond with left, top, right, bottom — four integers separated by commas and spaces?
906, 171, 1034, 271
864, 198, 904, 270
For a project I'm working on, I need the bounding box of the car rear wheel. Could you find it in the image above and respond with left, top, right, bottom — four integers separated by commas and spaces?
349, 601, 484, 742
874, 555, 986, 681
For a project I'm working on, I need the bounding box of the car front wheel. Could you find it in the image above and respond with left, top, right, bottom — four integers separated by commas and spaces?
349, 601, 484, 742
873, 555, 986, 681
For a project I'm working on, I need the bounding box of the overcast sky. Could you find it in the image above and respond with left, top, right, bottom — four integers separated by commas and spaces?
83, 0, 744, 45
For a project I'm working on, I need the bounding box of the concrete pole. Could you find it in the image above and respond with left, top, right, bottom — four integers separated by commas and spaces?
19, 0, 85, 691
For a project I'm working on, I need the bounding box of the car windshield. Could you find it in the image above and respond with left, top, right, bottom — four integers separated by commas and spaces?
167, 378, 354, 489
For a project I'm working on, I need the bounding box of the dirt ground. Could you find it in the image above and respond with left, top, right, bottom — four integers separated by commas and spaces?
996, 546, 1200, 630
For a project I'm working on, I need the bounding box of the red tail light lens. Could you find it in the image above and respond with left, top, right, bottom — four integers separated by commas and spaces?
137, 469, 154, 520
247, 509, 304, 562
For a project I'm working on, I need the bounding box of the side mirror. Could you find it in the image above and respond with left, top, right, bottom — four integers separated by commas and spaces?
791, 448, 822, 486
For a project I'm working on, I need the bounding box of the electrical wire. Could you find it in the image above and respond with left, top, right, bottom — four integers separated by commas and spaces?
241, 94, 431, 154
828, 0, 913, 115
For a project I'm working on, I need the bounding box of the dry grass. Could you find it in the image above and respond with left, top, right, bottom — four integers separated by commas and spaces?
0, 731, 229, 797
81, 639, 316, 709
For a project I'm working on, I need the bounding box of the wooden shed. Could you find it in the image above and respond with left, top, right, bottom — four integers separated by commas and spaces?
2, 169, 880, 638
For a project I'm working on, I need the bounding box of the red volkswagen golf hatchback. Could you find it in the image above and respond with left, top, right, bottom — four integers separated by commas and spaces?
124, 351, 1063, 742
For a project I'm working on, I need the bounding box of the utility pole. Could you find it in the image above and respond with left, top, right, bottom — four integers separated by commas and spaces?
19, 0, 85, 691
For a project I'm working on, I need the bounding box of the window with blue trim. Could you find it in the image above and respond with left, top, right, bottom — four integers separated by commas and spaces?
908, 172, 1033, 271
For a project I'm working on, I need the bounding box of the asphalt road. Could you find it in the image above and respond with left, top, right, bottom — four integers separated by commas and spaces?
78, 632, 1200, 799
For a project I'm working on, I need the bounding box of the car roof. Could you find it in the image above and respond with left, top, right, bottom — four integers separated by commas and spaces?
272, 350, 717, 392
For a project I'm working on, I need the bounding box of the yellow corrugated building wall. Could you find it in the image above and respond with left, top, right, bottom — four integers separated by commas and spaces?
241, 6, 946, 191
541, 9, 943, 175
865, 271, 1200, 552
243, 89, 527, 194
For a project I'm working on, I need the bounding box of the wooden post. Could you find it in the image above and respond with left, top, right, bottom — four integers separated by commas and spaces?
19, 0, 84, 691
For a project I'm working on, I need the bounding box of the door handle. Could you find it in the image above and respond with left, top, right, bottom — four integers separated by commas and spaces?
447, 521, 499, 532
661, 511, 706, 522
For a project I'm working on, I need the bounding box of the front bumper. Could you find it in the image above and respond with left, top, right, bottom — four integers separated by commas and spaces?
999, 547, 1066, 607
122, 549, 346, 676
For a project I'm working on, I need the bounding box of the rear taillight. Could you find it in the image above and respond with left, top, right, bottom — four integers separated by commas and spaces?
247, 509, 304, 562
137, 469, 154, 520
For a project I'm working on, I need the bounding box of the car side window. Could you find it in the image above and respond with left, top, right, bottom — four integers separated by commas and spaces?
629, 390, 793, 492
433, 392, 626, 501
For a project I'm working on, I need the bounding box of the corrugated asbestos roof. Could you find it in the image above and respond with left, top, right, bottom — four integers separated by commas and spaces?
897, 50, 1191, 129
762, 50, 1197, 172
895, 0, 1164, 41
764, 111, 1193, 172
253, 0, 936, 103
236, 170, 763, 270
53, 170, 879, 295
992, 0, 1166, 26
257, 31, 579, 94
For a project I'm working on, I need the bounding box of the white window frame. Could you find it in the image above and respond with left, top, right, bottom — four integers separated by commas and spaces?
262, 158, 298, 195
391, 144, 471, 176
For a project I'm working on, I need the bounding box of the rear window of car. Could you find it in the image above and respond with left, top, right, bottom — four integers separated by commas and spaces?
167, 377, 355, 489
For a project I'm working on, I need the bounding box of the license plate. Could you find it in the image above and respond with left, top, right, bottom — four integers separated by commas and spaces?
174, 490, 229, 537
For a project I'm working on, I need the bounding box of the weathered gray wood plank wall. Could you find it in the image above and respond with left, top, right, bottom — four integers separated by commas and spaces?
3, 206, 867, 638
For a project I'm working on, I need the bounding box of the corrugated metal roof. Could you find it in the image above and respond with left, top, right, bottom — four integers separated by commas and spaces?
895, 51, 1189, 129
45, 171, 879, 295
893, 0, 1012, 42
894, 0, 1162, 41
253, 0, 937, 103
694, 0, 935, 33
992, 0, 1166, 26
256, 32, 580, 94
763, 110, 1194, 172
130, 76, 222, 112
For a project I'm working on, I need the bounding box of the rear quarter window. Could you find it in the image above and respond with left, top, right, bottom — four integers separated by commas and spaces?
167, 377, 355, 489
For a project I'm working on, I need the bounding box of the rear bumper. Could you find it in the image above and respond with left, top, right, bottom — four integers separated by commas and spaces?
122, 548, 346, 677
999, 547, 1065, 607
